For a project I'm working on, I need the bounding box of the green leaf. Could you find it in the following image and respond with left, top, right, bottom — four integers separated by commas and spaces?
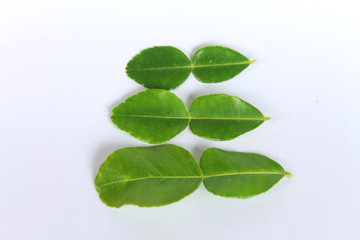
126, 46, 255, 89
95, 146, 293, 208
126, 46, 192, 90
112, 90, 269, 143
190, 94, 269, 141
201, 148, 293, 199
95, 145, 203, 208
111, 89, 189, 144
192, 46, 255, 83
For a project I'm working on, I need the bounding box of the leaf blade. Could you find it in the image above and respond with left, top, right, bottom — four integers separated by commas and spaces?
126, 46, 192, 90
111, 89, 190, 144
201, 148, 292, 199
95, 145, 203, 208
190, 94, 268, 141
192, 46, 254, 83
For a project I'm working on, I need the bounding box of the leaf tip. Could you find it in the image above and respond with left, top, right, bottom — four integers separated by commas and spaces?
285, 172, 294, 178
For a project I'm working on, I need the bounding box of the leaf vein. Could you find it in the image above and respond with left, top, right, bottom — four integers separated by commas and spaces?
99, 171, 292, 187
126, 61, 255, 72
112, 115, 270, 121
204, 171, 293, 179
100, 176, 202, 187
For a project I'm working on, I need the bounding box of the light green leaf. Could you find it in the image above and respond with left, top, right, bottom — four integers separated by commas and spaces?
126, 46, 192, 90
95, 145, 203, 208
190, 94, 269, 141
111, 89, 190, 144
201, 148, 292, 199
192, 46, 255, 83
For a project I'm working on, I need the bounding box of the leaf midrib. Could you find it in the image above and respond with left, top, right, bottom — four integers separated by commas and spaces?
99, 171, 291, 187
127, 60, 256, 72
112, 115, 270, 121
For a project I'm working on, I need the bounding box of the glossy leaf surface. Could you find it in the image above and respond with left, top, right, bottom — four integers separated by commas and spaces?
190, 94, 269, 141
192, 46, 255, 83
111, 90, 189, 144
126, 46, 192, 90
201, 148, 292, 199
95, 145, 203, 208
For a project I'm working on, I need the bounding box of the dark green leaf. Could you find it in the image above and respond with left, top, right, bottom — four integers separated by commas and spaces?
111, 89, 190, 144
201, 148, 292, 199
192, 46, 255, 83
190, 94, 269, 141
126, 46, 192, 90
95, 145, 203, 208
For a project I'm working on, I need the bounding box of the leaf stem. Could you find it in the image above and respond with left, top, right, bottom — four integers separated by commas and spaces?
284, 172, 294, 178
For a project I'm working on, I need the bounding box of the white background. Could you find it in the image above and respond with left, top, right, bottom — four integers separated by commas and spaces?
1, 0, 360, 239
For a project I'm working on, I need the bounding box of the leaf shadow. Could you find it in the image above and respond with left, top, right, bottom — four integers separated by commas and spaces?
189, 145, 208, 164
187, 93, 199, 108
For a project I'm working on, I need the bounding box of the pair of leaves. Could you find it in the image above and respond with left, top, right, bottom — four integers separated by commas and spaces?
126, 46, 255, 90
111, 89, 270, 144
95, 145, 292, 208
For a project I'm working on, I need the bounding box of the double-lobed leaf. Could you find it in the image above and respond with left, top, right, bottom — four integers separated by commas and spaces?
111, 89, 269, 143
95, 145, 292, 208
126, 46, 255, 90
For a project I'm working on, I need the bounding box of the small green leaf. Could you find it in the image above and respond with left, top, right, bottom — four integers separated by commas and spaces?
190, 94, 269, 141
192, 46, 255, 83
95, 145, 203, 208
201, 148, 292, 199
111, 89, 189, 144
126, 46, 192, 90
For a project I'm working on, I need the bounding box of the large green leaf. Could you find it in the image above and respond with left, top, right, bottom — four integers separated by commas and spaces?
201, 148, 292, 199
111, 89, 189, 144
95, 145, 203, 208
126, 46, 192, 90
190, 94, 269, 141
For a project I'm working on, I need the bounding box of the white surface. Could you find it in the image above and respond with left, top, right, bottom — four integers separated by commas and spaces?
1, 0, 360, 239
